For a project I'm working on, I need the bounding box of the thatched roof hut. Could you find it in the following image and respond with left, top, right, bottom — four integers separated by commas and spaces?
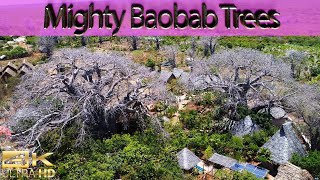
3, 62, 18, 73
208, 153, 237, 168
262, 122, 307, 164
172, 68, 184, 78
19, 60, 34, 70
0, 67, 17, 81
275, 162, 313, 180
176, 148, 201, 170
18, 60, 34, 75
18, 65, 32, 75
159, 71, 175, 83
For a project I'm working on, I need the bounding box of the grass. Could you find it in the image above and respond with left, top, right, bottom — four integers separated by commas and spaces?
0, 76, 20, 108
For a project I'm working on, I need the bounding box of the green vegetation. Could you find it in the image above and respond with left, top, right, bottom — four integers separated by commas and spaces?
145, 59, 156, 70
291, 151, 320, 178
0, 76, 20, 107
215, 169, 260, 180
45, 129, 183, 180
3, 36, 317, 179
0, 46, 28, 60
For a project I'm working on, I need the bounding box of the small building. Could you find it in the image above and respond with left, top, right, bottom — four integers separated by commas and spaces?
208, 153, 237, 169
209, 153, 269, 179
3, 62, 18, 73
159, 71, 175, 83
18, 59, 34, 75
176, 148, 201, 171
172, 68, 184, 78
275, 162, 313, 180
0, 67, 17, 81
179, 72, 190, 84
230, 163, 269, 179
262, 122, 307, 165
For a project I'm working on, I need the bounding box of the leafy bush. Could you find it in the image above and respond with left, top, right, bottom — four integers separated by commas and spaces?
291, 151, 320, 178
167, 79, 184, 95
56, 130, 183, 180
179, 110, 214, 131
3, 46, 28, 59
165, 105, 178, 118
214, 169, 259, 180
0, 76, 20, 105
0, 36, 13, 42
145, 59, 155, 70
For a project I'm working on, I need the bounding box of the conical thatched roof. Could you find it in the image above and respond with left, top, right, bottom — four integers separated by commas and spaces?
177, 148, 201, 170
262, 122, 307, 164
208, 153, 237, 168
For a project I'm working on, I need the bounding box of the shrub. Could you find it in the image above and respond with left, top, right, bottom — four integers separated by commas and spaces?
291, 151, 320, 178
145, 59, 155, 70
165, 105, 178, 118
5, 46, 28, 59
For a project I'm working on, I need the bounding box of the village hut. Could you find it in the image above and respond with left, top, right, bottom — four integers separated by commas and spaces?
231, 116, 260, 137
176, 148, 201, 171
262, 122, 307, 165
159, 71, 175, 83
0, 67, 17, 81
172, 68, 184, 78
18, 60, 34, 75
3, 62, 18, 73
208, 153, 237, 169
275, 162, 313, 180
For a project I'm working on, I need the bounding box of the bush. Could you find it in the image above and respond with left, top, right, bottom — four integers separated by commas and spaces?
167, 79, 184, 95
4, 46, 28, 59
0, 76, 20, 105
165, 105, 178, 118
145, 59, 155, 70
0, 36, 13, 42
291, 151, 320, 178
56, 130, 183, 180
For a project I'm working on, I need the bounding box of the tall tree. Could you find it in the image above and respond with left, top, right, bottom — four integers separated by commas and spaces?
186, 48, 293, 120
10, 48, 171, 151
201, 37, 218, 57
38, 36, 57, 57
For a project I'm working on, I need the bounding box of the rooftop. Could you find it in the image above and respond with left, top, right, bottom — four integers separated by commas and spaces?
176, 148, 201, 170
262, 122, 307, 164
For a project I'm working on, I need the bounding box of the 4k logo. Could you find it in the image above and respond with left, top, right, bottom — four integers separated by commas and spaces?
2, 151, 54, 168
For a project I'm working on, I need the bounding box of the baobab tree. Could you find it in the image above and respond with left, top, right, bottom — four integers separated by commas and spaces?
9, 48, 172, 151
201, 37, 218, 57
38, 36, 57, 57
187, 37, 198, 61
162, 45, 178, 68
284, 83, 320, 150
285, 50, 307, 78
129, 36, 139, 50
154, 36, 161, 50
185, 48, 293, 121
